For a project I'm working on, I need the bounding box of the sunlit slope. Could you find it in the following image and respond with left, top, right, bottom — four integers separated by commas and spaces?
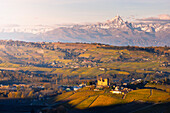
51, 88, 170, 110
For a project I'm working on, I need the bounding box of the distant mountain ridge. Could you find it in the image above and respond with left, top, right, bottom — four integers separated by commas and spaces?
40, 16, 170, 46
0, 16, 170, 46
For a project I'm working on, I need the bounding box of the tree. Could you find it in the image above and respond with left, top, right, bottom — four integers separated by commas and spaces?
28, 91, 34, 98
21, 93, 26, 98
8, 92, 14, 98
87, 81, 91, 86
15, 92, 22, 98
17, 86, 21, 91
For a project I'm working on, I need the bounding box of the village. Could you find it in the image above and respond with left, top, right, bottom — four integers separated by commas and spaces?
1, 74, 167, 99
0, 76, 144, 99
54, 77, 145, 95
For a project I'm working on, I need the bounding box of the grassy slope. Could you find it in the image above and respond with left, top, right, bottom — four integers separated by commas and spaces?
125, 89, 170, 103
145, 84, 170, 93
75, 95, 98, 109
55, 92, 74, 102
52, 88, 170, 110
89, 95, 126, 107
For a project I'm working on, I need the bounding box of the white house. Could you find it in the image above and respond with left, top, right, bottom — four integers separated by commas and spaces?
110, 90, 122, 94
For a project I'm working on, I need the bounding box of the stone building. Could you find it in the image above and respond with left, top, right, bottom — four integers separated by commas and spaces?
97, 78, 110, 86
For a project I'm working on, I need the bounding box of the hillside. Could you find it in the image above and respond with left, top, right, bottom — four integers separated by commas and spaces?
45, 86, 170, 113
0, 40, 169, 84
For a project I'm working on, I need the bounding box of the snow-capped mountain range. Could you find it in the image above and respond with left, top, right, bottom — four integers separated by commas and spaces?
0, 16, 169, 46
69, 16, 170, 34
0, 24, 73, 34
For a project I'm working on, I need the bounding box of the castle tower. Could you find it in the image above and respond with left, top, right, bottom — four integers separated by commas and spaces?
97, 78, 109, 86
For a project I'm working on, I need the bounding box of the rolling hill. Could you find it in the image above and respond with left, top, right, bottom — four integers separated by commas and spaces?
0, 40, 169, 82
46, 86, 170, 113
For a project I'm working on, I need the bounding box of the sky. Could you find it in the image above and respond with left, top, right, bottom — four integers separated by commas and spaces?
0, 0, 169, 25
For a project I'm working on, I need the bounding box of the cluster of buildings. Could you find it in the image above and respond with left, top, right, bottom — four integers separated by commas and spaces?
0, 84, 45, 91
110, 86, 132, 95
95, 77, 133, 95
58, 83, 87, 92
0, 77, 137, 98
58, 77, 133, 95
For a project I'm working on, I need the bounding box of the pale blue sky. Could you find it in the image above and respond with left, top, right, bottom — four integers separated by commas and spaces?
0, 0, 169, 25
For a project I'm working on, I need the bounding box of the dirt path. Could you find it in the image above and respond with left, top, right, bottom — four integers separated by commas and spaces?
122, 94, 126, 99
88, 95, 99, 108
147, 89, 153, 99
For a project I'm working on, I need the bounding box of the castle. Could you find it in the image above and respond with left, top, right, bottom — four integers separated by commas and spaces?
97, 78, 110, 86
